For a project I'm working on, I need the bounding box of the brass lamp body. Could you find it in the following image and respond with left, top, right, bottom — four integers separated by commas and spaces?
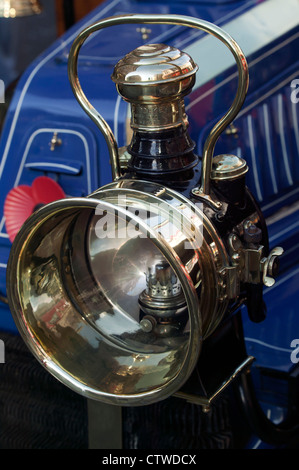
6, 14, 283, 408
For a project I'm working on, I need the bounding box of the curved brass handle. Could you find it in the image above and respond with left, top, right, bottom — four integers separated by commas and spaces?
68, 14, 249, 191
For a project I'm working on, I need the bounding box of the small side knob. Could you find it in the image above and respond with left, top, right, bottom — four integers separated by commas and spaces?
262, 247, 284, 287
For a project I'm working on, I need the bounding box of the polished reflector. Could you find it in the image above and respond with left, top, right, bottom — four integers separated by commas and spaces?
7, 183, 205, 405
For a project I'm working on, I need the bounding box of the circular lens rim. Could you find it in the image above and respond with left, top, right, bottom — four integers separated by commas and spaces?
7, 196, 202, 405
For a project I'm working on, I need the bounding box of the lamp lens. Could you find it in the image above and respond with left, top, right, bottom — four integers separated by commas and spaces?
15, 201, 194, 400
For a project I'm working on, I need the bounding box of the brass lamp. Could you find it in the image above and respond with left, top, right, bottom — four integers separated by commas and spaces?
6, 14, 284, 409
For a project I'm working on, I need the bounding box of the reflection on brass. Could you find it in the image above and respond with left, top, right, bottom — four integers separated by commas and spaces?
211, 154, 248, 181
111, 43, 197, 131
96, 179, 230, 339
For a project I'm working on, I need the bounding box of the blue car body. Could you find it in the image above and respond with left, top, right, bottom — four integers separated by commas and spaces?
0, 0, 298, 448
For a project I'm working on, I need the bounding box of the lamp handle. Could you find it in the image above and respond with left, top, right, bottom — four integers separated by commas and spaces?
68, 14, 249, 198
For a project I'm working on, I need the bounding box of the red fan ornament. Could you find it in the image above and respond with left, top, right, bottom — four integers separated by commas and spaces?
4, 176, 65, 242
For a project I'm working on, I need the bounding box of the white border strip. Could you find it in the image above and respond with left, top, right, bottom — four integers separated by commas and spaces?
247, 115, 263, 201
269, 218, 299, 243
25, 162, 80, 174
244, 337, 292, 354
263, 103, 278, 194
278, 94, 293, 186
264, 264, 299, 292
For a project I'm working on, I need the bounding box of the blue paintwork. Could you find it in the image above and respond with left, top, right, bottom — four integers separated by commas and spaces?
0, 0, 298, 448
